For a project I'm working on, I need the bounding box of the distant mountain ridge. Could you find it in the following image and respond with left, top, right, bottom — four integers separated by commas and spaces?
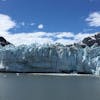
1, 33, 100, 47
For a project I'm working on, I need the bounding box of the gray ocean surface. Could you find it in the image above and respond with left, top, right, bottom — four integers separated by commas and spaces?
0, 73, 100, 100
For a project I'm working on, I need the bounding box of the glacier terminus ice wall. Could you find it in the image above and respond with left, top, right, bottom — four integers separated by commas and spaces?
0, 43, 100, 75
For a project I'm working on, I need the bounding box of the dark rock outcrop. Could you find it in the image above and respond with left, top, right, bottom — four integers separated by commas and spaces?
82, 33, 100, 47
95, 33, 100, 45
80, 44, 86, 48
82, 37, 96, 47
95, 33, 100, 39
0, 37, 11, 46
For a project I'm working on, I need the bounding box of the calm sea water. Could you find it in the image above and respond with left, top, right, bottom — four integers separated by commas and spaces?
0, 73, 100, 100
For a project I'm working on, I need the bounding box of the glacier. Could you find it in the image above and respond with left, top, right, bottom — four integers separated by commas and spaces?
0, 43, 100, 75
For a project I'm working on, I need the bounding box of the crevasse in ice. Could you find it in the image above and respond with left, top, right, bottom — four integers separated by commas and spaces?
0, 43, 100, 75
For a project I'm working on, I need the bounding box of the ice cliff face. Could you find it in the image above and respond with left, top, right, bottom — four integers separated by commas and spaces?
0, 34, 100, 75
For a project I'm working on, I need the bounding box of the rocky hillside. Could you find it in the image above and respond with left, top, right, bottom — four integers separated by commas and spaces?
82, 33, 100, 47
0, 37, 11, 46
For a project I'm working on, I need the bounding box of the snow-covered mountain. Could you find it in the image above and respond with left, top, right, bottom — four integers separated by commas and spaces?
0, 33, 100, 75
